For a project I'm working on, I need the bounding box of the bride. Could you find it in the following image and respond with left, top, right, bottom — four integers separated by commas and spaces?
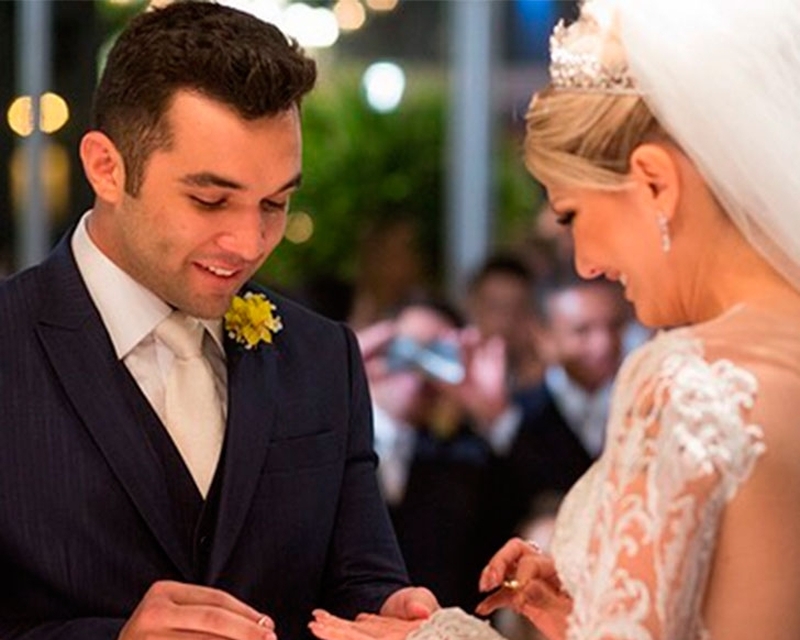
309, 0, 800, 638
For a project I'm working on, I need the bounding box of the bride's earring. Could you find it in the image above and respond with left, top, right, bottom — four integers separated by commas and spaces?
657, 212, 671, 253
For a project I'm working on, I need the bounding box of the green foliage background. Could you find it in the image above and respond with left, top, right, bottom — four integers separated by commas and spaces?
259, 66, 543, 292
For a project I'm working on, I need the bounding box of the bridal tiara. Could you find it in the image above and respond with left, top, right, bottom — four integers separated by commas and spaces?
548, 3, 640, 95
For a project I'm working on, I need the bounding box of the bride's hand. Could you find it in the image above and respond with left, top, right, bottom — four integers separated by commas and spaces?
308, 609, 425, 640
476, 538, 571, 640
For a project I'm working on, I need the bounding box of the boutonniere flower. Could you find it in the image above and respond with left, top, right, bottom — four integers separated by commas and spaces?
224, 292, 283, 349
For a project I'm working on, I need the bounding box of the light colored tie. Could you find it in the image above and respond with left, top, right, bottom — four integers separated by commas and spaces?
155, 311, 224, 497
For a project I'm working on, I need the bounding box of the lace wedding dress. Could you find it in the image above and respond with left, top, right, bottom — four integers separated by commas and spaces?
411, 303, 800, 640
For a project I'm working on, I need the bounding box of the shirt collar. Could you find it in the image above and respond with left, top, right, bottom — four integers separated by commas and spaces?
71, 211, 224, 359
545, 365, 611, 426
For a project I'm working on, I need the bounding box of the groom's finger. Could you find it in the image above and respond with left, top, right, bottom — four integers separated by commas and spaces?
157, 580, 264, 618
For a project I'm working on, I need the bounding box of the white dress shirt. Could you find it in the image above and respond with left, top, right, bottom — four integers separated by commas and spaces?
71, 211, 228, 427
545, 365, 611, 458
372, 404, 417, 506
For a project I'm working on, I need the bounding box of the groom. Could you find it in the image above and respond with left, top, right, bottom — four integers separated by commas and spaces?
0, 3, 434, 639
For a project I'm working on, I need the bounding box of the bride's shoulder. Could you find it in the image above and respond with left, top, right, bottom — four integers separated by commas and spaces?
617, 303, 800, 461
621, 302, 800, 395
690, 303, 800, 402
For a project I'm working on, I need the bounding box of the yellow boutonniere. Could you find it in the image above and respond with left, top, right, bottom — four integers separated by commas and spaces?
224, 292, 283, 349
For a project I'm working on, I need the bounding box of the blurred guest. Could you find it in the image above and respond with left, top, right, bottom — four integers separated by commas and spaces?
525, 271, 627, 458
492, 271, 629, 538
359, 299, 512, 612
465, 253, 543, 390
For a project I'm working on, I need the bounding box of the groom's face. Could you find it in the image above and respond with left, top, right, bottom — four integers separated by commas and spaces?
97, 90, 302, 319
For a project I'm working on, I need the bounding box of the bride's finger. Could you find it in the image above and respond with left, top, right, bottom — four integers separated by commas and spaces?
515, 582, 573, 623
474, 584, 515, 616
479, 538, 541, 592
512, 577, 553, 611
514, 552, 561, 591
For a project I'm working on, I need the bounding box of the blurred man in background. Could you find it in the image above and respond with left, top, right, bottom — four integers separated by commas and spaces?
358, 299, 513, 612
465, 253, 542, 391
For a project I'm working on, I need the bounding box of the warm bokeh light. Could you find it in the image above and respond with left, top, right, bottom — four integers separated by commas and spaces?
285, 211, 315, 244
7, 97, 33, 137
333, 0, 366, 31
282, 3, 340, 48
7, 92, 70, 137
366, 0, 398, 12
362, 61, 406, 113
10, 142, 71, 222
40, 93, 70, 134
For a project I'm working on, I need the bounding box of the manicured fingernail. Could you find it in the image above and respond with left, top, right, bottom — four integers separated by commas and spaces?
480, 568, 498, 591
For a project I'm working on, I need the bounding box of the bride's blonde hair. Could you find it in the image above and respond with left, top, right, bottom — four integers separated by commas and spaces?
524, 86, 669, 189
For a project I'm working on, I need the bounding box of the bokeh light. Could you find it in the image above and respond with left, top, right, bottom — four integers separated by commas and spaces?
285, 211, 315, 244
7, 92, 70, 137
333, 0, 366, 31
362, 61, 406, 113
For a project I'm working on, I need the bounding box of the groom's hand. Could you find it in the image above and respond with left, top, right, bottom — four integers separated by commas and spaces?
119, 580, 276, 639
380, 586, 439, 620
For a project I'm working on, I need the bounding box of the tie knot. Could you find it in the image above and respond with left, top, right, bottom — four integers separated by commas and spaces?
156, 311, 205, 360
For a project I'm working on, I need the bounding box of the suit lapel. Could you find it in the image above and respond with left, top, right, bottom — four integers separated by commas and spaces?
35, 239, 194, 579
206, 334, 277, 582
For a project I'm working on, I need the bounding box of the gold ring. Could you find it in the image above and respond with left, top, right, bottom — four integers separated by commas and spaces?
502, 578, 520, 590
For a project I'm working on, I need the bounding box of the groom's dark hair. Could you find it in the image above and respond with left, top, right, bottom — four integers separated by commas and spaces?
91, 0, 317, 195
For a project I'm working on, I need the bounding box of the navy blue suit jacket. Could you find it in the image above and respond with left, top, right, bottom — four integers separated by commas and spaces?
0, 237, 408, 639
502, 383, 595, 525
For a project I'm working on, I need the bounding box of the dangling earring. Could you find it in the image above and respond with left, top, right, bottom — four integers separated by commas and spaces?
657, 212, 671, 253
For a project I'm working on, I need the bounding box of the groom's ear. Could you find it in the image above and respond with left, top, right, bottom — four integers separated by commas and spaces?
79, 131, 127, 204
629, 143, 680, 221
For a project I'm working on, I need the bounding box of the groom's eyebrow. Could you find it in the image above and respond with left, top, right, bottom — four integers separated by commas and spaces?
178, 172, 303, 194
179, 172, 244, 190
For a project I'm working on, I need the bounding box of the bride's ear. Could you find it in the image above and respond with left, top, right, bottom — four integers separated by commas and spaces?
629, 143, 680, 221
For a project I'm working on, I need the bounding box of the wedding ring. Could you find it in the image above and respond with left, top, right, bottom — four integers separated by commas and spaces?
502, 578, 520, 590
257, 615, 270, 628
525, 539, 543, 553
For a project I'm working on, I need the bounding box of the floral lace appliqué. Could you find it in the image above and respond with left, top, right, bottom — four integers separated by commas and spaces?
408, 608, 506, 640
552, 330, 765, 640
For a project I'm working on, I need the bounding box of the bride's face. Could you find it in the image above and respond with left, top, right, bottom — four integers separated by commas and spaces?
545, 182, 679, 327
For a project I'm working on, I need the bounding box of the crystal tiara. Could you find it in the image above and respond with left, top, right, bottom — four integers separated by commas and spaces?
549, 16, 639, 94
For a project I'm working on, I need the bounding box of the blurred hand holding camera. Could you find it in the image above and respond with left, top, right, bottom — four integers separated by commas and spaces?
356, 310, 512, 436
449, 327, 512, 431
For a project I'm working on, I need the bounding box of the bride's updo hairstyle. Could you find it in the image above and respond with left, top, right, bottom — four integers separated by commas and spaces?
523, 0, 668, 189
524, 90, 665, 189
526, 0, 800, 291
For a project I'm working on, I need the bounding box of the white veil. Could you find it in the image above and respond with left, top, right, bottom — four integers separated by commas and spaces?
612, 0, 800, 291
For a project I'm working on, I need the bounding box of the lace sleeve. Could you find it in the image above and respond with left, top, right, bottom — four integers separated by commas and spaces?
564, 333, 766, 640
